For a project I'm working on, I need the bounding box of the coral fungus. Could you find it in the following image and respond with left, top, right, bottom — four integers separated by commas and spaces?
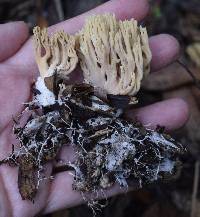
78, 14, 151, 97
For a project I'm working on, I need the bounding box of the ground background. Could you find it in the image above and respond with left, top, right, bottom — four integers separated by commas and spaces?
0, 0, 200, 217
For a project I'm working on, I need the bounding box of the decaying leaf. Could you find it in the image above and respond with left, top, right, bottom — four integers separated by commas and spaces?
18, 155, 37, 201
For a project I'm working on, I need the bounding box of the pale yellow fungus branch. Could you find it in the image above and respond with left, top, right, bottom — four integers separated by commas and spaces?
33, 27, 51, 78
33, 27, 78, 80
78, 14, 152, 98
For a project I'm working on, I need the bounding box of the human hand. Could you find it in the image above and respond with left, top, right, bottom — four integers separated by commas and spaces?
0, 1, 189, 217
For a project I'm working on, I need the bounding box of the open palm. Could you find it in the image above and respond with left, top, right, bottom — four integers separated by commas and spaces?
0, 1, 189, 217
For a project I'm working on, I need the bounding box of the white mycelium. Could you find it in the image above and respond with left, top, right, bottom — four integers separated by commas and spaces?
35, 77, 56, 107
160, 159, 175, 172
85, 116, 178, 189
150, 131, 178, 149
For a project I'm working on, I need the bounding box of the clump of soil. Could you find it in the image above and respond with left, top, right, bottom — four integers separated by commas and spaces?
0, 80, 186, 203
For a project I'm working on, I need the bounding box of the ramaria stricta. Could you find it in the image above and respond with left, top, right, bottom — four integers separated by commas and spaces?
0, 14, 186, 204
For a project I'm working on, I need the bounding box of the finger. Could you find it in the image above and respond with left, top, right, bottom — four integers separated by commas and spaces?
128, 98, 189, 131
67, 34, 181, 80
5, 0, 149, 68
6, 34, 180, 82
150, 34, 180, 72
43, 98, 189, 214
44, 171, 125, 214
50, 0, 150, 34
0, 34, 180, 131
0, 34, 182, 132
0, 22, 29, 62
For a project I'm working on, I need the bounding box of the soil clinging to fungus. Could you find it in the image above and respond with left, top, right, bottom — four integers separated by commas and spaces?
0, 14, 186, 205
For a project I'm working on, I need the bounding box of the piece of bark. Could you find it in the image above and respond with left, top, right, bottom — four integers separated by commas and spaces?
18, 155, 37, 201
